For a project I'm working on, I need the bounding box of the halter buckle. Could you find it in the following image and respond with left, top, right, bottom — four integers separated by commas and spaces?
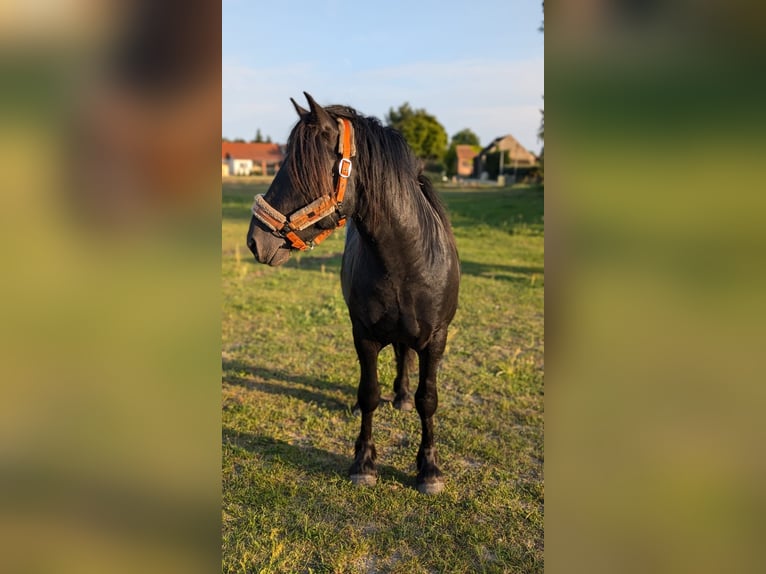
338, 158, 352, 178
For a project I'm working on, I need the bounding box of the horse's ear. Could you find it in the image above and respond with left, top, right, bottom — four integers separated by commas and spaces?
304, 92, 336, 133
290, 97, 309, 119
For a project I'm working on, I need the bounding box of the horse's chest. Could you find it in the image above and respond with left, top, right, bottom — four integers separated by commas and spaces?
342, 235, 438, 345
348, 279, 429, 344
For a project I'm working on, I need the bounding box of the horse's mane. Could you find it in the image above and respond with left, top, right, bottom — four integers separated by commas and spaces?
284, 105, 452, 239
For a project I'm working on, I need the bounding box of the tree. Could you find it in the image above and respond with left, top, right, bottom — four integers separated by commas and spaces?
386, 102, 416, 128
450, 128, 480, 147
538, 108, 544, 181
253, 129, 264, 143
483, 150, 510, 179
385, 103, 448, 163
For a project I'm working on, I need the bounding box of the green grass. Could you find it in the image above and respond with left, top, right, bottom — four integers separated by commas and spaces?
222, 181, 544, 573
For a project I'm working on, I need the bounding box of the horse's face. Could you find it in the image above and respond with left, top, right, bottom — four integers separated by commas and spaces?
247, 92, 346, 266
247, 167, 296, 266
247, 167, 339, 266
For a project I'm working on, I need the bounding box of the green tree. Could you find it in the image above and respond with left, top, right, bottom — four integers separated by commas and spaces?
253, 129, 264, 143
484, 150, 511, 179
444, 146, 457, 176
385, 103, 448, 162
538, 106, 544, 180
451, 128, 480, 147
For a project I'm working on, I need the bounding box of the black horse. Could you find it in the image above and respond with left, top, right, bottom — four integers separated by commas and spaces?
247, 93, 460, 494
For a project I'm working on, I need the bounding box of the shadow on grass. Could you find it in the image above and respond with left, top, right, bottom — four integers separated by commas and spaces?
222, 358, 353, 412
441, 187, 543, 231
460, 260, 543, 284
223, 427, 415, 488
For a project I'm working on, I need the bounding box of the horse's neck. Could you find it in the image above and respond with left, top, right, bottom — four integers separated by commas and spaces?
353, 181, 446, 270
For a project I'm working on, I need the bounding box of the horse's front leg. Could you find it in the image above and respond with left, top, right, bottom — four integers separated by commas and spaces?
415, 328, 448, 494
349, 328, 381, 486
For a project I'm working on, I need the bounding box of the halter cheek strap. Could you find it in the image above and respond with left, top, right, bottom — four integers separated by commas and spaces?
251, 118, 354, 251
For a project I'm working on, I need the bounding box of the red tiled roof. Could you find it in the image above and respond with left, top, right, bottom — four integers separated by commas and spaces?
222, 142, 283, 163
455, 145, 478, 161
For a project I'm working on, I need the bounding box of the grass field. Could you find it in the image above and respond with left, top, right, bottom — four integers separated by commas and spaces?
222, 180, 544, 573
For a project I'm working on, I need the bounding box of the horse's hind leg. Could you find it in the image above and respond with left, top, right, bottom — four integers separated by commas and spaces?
348, 329, 381, 486
351, 343, 414, 414
414, 328, 448, 494
393, 343, 415, 411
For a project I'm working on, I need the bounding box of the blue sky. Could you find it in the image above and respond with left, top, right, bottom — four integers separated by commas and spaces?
223, 0, 544, 152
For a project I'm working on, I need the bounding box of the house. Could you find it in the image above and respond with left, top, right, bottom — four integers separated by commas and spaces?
226, 158, 254, 176
455, 145, 479, 177
221, 142, 284, 176
474, 134, 537, 179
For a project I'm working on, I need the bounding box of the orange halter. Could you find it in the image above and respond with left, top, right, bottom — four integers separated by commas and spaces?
251, 118, 354, 251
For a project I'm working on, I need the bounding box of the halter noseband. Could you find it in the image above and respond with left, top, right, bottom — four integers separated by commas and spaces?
251, 118, 354, 251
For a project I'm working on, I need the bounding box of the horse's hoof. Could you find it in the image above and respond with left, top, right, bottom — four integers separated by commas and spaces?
393, 399, 413, 412
350, 474, 377, 487
393, 395, 414, 411
417, 479, 444, 495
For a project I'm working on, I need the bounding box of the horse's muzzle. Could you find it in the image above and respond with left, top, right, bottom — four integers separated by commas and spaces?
247, 224, 291, 267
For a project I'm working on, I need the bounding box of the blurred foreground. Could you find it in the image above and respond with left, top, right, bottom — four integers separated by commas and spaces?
0, 1, 220, 572
547, 2, 766, 573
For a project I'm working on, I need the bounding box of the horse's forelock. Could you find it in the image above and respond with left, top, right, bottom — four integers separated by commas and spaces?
284, 106, 360, 203
285, 116, 337, 203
